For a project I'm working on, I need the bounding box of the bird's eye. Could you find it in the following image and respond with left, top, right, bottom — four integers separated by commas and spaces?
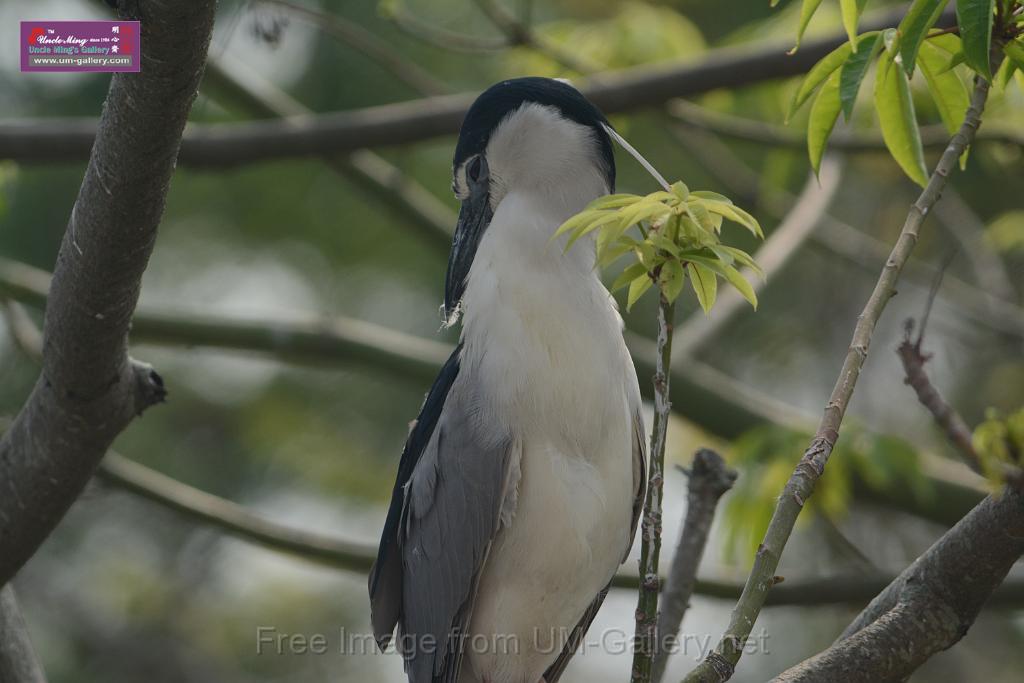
467, 156, 483, 184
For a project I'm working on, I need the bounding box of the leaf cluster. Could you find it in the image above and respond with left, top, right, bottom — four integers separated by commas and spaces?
721, 424, 931, 561
973, 407, 1024, 489
785, 0, 1024, 185
554, 182, 763, 312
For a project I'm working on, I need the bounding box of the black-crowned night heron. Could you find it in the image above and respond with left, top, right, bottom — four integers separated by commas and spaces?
370, 77, 647, 683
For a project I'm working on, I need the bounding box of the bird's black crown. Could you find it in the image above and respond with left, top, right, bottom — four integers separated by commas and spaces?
454, 77, 616, 191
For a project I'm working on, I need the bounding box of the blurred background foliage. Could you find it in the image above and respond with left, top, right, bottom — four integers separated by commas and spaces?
1, 0, 1022, 681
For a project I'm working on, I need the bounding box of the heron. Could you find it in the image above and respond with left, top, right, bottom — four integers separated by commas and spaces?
370, 77, 655, 683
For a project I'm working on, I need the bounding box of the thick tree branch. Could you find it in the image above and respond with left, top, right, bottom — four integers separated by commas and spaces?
681, 75, 992, 683
0, 586, 47, 683
652, 450, 737, 683
0, 0, 217, 586
775, 489, 1024, 682
0, 5, 952, 167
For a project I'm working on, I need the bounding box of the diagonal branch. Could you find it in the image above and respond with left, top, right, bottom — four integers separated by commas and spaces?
0, 0, 217, 586
775, 488, 1024, 682
681, 75, 993, 683
0, 586, 47, 683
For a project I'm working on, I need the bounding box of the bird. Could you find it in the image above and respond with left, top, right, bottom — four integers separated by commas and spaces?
369, 77, 647, 683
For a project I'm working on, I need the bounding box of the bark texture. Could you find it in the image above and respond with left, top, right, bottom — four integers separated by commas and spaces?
0, 0, 218, 585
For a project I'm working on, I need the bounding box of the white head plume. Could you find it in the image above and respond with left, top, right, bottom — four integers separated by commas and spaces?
601, 123, 671, 191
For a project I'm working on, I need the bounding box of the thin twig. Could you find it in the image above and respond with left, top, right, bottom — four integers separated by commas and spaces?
202, 57, 455, 250
681, 74, 993, 683
899, 320, 1024, 489
383, 1, 510, 52
471, 0, 598, 74
254, 0, 450, 95
631, 294, 677, 683
652, 450, 737, 683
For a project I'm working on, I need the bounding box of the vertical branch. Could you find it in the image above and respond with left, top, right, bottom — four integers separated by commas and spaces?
681, 75, 992, 683
632, 293, 676, 683
0, 586, 47, 683
652, 450, 737, 683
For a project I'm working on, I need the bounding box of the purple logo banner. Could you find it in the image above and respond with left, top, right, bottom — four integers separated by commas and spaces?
21, 20, 140, 73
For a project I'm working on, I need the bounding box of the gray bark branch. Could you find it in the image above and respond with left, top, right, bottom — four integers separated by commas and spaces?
0, 586, 47, 683
774, 489, 1024, 682
652, 450, 736, 683
0, 0, 217, 586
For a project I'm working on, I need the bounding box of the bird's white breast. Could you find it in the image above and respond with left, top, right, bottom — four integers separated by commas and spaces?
458, 190, 638, 683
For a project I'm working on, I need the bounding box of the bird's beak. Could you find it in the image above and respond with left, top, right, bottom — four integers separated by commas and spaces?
443, 179, 492, 325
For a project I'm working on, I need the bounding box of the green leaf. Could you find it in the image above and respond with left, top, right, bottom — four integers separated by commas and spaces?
626, 273, 653, 311
670, 181, 689, 202
956, 0, 995, 80
918, 41, 969, 134
839, 32, 884, 120
589, 193, 644, 209
807, 70, 842, 176
840, 0, 868, 49
700, 200, 764, 238
721, 264, 759, 309
787, 39, 860, 121
1004, 40, 1024, 74
712, 245, 765, 277
648, 232, 682, 256
611, 262, 649, 292
687, 262, 717, 313
793, 0, 825, 51
689, 190, 732, 203
660, 259, 686, 303
897, 0, 951, 75
874, 52, 929, 187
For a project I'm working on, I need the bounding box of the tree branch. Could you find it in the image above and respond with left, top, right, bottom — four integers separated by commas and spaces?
898, 321, 1024, 488
254, 0, 451, 96
0, 586, 47, 683
0, 0, 217, 586
0, 5, 951, 167
652, 450, 737, 683
681, 75, 993, 683
632, 294, 677, 683
202, 57, 455, 250
775, 488, 1024, 682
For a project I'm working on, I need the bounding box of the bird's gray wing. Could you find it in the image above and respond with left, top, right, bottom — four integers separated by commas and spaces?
543, 403, 647, 682
627, 402, 647, 561
400, 375, 518, 683
369, 344, 464, 647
